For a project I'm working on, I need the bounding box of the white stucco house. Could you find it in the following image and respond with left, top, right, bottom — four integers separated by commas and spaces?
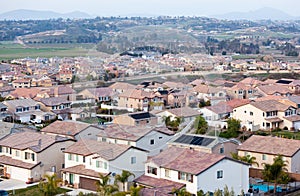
135, 146, 249, 195
61, 139, 148, 191
94, 124, 175, 156
0, 132, 74, 182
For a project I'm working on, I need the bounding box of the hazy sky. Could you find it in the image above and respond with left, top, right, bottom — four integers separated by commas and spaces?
2, 0, 300, 16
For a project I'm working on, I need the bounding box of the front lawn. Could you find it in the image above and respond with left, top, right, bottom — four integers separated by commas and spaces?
7, 185, 70, 196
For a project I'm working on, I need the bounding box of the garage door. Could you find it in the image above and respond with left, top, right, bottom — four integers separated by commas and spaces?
79, 177, 98, 191
10, 166, 29, 181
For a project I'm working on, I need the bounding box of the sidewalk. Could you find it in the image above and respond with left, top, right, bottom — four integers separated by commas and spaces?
0, 178, 38, 191
58, 186, 97, 196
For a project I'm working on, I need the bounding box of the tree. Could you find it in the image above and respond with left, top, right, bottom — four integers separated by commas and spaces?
39, 174, 62, 196
262, 155, 288, 193
220, 118, 240, 138
172, 188, 192, 196
130, 185, 142, 196
95, 173, 118, 196
163, 116, 181, 131
114, 170, 135, 192
240, 155, 259, 167
194, 116, 208, 134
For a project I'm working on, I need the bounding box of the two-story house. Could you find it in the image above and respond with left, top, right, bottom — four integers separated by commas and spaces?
0, 132, 74, 182
61, 139, 147, 191
40, 120, 92, 140
39, 97, 71, 112
237, 135, 300, 173
118, 89, 163, 112
193, 84, 227, 106
77, 87, 114, 103
134, 146, 249, 195
93, 124, 175, 156
3, 99, 56, 123
113, 111, 158, 126
232, 100, 300, 131
12, 78, 31, 89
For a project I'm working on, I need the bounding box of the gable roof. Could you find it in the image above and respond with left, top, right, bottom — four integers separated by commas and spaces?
118, 89, 159, 99
258, 85, 293, 95
41, 120, 90, 137
0, 132, 72, 152
237, 135, 300, 157
250, 100, 291, 112
109, 82, 136, 90
39, 97, 71, 106
148, 146, 226, 175
64, 139, 133, 161
4, 98, 39, 108
165, 107, 201, 118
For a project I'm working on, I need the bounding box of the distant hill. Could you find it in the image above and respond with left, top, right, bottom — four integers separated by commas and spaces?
0, 9, 92, 20
212, 7, 297, 21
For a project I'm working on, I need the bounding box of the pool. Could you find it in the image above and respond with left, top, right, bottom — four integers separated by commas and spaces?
250, 184, 282, 193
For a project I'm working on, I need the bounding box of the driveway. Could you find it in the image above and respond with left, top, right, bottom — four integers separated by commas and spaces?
0, 178, 37, 191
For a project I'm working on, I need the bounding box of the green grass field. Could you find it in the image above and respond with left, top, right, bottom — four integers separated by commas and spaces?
0, 42, 99, 60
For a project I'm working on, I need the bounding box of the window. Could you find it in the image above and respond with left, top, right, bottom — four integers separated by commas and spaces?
165, 169, 170, 178
15, 150, 19, 157
68, 154, 72, 161
0, 146, 2, 153
131, 157, 136, 164
250, 112, 253, 116
31, 153, 35, 161
76, 155, 79, 162
248, 90, 253, 94
244, 111, 247, 114
35, 105, 40, 110
104, 162, 108, 169
96, 161, 102, 168
102, 137, 107, 142
147, 166, 157, 175
219, 147, 224, 154
178, 171, 193, 182
262, 154, 267, 160
150, 139, 155, 145
263, 122, 265, 127
159, 137, 163, 139
51, 166, 56, 172
238, 90, 243, 95
217, 170, 223, 179
83, 156, 85, 163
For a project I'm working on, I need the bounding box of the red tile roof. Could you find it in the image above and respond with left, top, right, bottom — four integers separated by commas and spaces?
41, 121, 90, 136
64, 139, 131, 161
148, 146, 225, 175
61, 164, 108, 178
237, 135, 300, 157
0, 155, 40, 169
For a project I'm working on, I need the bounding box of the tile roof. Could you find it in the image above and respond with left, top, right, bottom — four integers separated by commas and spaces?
41, 120, 90, 136
148, 146, 225, 175
109, 82, 136, 90
250, 100, 291, 112
135, 175, 185, 195
96, 124, 154, 141
64, 139, 131, 161
118, 89, 158, 99
237, 135, 300, 157
0, 155, 40, 169
4, 98, 39, 108
225, 99, 251, 109
61, 164, 108, 178
9, 88, 43, 99
205, 104, 232, 114
0, 132, 71, 152
258, 85, 293, 95
39, 97, 71, 106
85, 87, 113, 97
166, 107, 201, 118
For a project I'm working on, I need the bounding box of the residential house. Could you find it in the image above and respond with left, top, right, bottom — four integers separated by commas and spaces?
108, 82, 136, 94
0, 132, 74, 182
56, 69, 73, 83
39, 97, 71, 112
113, 111, 158, 126
0, 86, 15, 98
155, 107, 201, 125
118, 89, 163, 112
41, 120, 91, 140
31, 75, 52, 87
237, 135, 300, 173
168, 134, 240, 158
257, 84, 293, 97
12, 78, 31, 89
193, 84, 227, 106
134, 146, 249, 195
77, 87, 113, 103
3, 99, 55, 123
49, 85, 76, 101
61, 139, 147, 191
95, 124, 175, 156
232, 100, 300, 131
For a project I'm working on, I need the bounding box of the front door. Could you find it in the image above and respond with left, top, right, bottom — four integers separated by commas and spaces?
69, 173, 74, 185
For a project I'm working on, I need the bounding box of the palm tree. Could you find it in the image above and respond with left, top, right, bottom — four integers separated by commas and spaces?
130, 185, 142, 196
230, 152, 240, 161
95, 173, 119, 196
262, 163, 272, 193
39, 174, 62, 196
114, 170, 135, 192
240, 155, 259, 167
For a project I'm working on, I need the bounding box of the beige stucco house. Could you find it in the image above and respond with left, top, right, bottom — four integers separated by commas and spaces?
0, 132, 74, 182
237, 135, 300, 173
